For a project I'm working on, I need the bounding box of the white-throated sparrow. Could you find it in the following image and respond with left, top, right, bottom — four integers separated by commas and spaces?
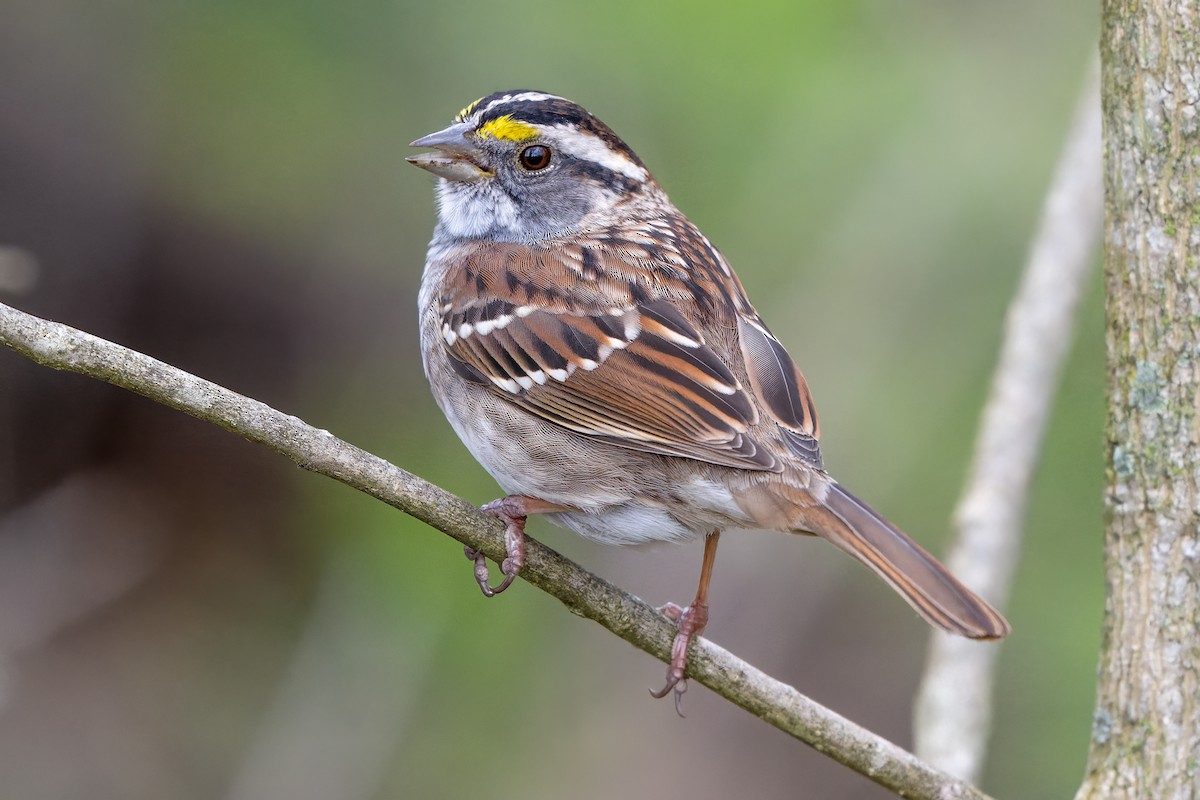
409, 90, 1009, 707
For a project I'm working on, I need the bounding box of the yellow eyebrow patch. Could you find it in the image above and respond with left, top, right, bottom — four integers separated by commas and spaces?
476, 114, 538, 142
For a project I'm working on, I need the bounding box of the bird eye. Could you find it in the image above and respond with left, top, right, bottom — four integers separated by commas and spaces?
518, 145, 552, 171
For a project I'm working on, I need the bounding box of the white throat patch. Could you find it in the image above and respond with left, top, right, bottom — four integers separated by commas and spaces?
436, 179, 519, 239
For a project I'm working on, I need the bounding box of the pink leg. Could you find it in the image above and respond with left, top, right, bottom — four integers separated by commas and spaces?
650, 531, 720, 715
465, 495, 574, 597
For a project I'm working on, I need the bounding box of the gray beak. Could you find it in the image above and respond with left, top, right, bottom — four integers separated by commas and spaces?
407, 122, 492, 184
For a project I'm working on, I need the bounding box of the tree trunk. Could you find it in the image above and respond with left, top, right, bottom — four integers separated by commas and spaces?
1079, 2, 1200, 797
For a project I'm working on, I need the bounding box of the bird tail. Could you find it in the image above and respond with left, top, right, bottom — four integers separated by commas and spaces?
810, 483, 1010, 639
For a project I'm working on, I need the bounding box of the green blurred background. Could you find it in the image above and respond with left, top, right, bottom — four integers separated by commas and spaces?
0, 1, 1100, 797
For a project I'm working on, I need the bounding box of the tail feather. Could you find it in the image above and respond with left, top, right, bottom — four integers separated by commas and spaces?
813, 483, 1010, 639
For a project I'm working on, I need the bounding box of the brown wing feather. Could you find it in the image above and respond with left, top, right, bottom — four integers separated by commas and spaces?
737, 315, 823, 468
435, 236, 783, 472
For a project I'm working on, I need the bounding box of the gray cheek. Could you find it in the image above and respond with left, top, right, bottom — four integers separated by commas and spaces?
513, 180, 596, 233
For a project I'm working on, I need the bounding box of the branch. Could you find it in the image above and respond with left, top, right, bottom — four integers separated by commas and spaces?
0, 300, 994, 800
913, 59, 1103, 781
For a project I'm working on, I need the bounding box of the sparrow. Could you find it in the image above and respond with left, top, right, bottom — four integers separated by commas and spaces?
408, 90, 1009, 708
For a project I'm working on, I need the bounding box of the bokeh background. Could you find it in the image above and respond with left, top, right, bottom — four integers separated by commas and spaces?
0, 1, 1100, 798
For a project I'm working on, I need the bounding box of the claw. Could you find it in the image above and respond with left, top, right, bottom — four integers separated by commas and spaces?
462, 495, 548, 597
464, 545, 505, 597
649, 676, 688, 717
657, 601, 685, 623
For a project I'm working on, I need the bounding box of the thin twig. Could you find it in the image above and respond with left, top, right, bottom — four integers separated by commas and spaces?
0, 299, 994, 800
913, 59, 1103, 782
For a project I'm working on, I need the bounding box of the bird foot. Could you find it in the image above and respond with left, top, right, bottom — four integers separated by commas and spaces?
464, 496, 530, 597
649, 600, 709, 716
464, 495, 577, 597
